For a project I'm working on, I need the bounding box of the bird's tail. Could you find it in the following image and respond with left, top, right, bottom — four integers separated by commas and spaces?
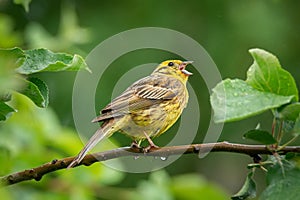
67, 122, 113, 168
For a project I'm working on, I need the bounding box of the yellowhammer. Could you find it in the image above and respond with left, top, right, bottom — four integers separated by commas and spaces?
68, 60, 193, 168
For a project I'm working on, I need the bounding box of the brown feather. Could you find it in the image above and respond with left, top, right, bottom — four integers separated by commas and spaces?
92, 75, 176, 123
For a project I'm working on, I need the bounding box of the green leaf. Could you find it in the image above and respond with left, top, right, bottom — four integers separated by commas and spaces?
278, 103, 300, 121
15, 48, 90, 74
211, 79, 293, 123
232, 171, 256, 200
246, 48, 298, 102
13, 0, 32, 12
18, 77, 49, 108
260, 161, 300, 200
0, 101, 15, 121
0, 47, 24, 61
1, 47, 90, 74
244, 130, 277, 145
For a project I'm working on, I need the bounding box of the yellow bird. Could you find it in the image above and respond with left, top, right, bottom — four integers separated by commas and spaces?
68, 60, 193, 168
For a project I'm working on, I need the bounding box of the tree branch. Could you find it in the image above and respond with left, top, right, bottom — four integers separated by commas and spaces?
1, 141, 300, 187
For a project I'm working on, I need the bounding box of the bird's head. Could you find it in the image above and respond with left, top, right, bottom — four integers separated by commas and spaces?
152, 60, 193, 83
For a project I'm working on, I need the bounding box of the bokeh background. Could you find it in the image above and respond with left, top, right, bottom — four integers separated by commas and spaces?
0, 0, 299, 199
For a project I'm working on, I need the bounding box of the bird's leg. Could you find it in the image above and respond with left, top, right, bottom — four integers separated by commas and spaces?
143, 131, 159, 152
130, 140, 142, 151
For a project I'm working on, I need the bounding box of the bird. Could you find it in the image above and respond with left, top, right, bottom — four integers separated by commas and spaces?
67, 60, 193, 168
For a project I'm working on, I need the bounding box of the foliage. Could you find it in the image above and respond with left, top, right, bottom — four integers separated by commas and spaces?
1, 45, 298, 199
211, 48, 300, 199
0, 47, 89, 121
1, 1, 300, 200
243, 130, 277, 145
260, 158, 300, 200
0, 44, 230, 199
211, 49, 298, 123
0, 93, 125, 199
231, 171, 256, 200
1, 44, 299, 200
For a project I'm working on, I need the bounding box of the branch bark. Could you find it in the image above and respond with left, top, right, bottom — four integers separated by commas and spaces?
1, 142, 300, 187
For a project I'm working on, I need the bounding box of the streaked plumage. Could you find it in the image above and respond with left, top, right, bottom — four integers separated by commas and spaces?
68, 60, 192, 168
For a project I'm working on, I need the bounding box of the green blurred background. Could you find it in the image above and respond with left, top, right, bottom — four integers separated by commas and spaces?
0, 0, 300, 199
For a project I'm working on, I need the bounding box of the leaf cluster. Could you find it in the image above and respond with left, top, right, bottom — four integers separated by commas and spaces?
0, 47, 90, 121
211, 48, 300, 199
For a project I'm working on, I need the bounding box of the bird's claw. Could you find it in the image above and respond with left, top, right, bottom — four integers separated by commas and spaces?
130, 141, 143, 152
143, 144, 160, 153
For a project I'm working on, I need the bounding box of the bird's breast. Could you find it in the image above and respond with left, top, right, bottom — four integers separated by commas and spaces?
119, 90, 188, 139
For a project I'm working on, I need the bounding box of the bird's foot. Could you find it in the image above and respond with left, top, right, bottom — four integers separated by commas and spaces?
143, 144, 160, 153
130, 141, 143, 152
143, 131, 160, 152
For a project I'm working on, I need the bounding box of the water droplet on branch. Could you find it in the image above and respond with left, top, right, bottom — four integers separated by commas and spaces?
160, 157, 167, 161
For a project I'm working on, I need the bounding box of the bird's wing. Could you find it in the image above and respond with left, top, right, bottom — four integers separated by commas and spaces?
134, 84, 176, 100
92, 76, 177, 122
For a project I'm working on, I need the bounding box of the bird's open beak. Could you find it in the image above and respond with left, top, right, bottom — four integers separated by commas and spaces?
180, 61, 193, 76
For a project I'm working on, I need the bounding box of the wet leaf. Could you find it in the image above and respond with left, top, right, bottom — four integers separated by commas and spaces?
211, 79, 293, 123
16, 48, 90, 74
247, 48, 298, 102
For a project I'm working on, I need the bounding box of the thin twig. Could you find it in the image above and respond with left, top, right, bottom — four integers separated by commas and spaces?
278, 135, 299, 151
1, 142, 300, 187
276, 120, 284, 146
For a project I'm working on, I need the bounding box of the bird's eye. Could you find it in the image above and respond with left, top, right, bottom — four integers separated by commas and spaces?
168, 62, 174, 66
